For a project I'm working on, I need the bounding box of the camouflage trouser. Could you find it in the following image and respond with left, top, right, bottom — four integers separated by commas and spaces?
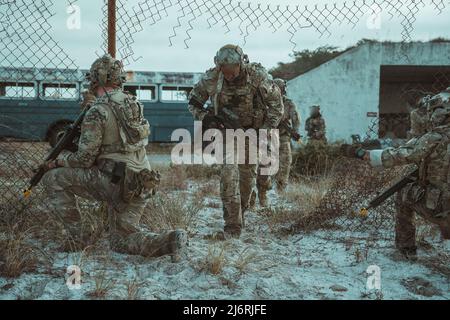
256, 135, 291, 201
395, 188, 450, 251
274, 135, 292, 192
42, 167, 177, 257
220, 141, 257, 234
308, 137, 327, 145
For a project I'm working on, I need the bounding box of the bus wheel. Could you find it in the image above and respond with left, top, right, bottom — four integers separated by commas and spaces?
48, 122, 70, 148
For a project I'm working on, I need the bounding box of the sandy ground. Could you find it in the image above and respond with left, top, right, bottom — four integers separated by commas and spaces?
0, 146, 449, 300
0, 179, 449, 300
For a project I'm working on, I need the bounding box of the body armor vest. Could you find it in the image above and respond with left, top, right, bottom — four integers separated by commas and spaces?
98, 90, 150, 155
214, 68, 260, 128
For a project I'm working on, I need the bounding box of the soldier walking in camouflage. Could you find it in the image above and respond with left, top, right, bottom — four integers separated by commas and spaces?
352, 87, 450, 257
188, 44, 283, 238
41, 55, 187, 258
305, 105, 327, 143
256, 78, 300, 206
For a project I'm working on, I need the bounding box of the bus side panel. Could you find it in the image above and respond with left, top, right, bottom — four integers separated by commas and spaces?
0, 99, 80, 140
142, 102, 194, 143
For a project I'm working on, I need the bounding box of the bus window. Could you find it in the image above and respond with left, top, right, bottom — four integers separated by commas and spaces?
0, 82, 36, 99
41, 83, 78, 100
123, 84, 156, 101
160, 86, 192, 102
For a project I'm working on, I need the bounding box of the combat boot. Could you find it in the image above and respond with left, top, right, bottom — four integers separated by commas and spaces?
258, 191, 268, 207
166, 229, 188, 262
394, 246, 417, 262
249, 190, 257, 209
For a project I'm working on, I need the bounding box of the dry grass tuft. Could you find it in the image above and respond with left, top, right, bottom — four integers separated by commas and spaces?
200, 243, 228, 275
233, 247, 260, 275
87, 270, 115, 298
143, 193, 203, 233
126, 278, 143, 300
0, 228, 47, 278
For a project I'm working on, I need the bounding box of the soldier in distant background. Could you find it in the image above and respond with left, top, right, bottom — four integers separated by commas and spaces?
187, 44, 283, 238
255, 78, 300, 206
305, 105, 327, 143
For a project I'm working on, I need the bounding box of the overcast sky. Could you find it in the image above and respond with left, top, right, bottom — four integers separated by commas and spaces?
24, 0, 450, 72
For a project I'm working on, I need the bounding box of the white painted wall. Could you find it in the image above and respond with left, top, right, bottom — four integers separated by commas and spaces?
287, 42, 450, 143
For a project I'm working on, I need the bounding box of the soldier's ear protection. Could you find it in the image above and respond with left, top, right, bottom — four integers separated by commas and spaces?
214, 44, 249, 67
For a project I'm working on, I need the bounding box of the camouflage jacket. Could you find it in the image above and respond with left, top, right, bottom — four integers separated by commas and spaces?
305, 115, 326, 140
369, 126, 450, 210
279, 96, 300, 135
188, 62, 284, 129
59, 89, 150, 171
408, 107, 428, 138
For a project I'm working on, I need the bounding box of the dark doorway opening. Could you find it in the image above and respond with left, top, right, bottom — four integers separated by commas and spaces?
378, 65, 450, 139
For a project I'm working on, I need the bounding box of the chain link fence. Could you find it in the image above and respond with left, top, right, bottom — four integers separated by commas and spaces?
0, 0, 449, 278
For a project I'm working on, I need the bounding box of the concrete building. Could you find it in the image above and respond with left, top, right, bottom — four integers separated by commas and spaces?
287, 41, 450, 143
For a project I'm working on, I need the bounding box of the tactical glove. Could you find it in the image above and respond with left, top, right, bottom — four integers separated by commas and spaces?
340, 144, 366, 159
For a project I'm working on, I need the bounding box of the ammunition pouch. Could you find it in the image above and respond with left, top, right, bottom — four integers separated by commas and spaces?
120, 166, 161, 203
98, 160, 161, 203
402, 182, 426, 204
424, 184, 442, 211
252, 108, 265, 129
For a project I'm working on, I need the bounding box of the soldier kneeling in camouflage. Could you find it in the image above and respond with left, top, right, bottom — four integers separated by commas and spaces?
41, 55, 187, 258
350, 87, 450, 258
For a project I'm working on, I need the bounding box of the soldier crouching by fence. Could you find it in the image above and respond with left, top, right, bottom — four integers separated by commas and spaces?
344, 87, 450, 258
40, 54, 187, 259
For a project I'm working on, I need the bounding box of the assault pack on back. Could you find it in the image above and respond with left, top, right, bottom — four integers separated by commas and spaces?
102, 90, 160, 202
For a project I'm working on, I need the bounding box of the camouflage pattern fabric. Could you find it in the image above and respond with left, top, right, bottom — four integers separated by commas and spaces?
188, 55, 283, 235
42, 84, 184, 257
188, 62, 283, 129
408, 106, 429, 138
305, 114, 326, 143
42, 167, 181, 256
257, 96, 300, 197
369, 107, 450, 252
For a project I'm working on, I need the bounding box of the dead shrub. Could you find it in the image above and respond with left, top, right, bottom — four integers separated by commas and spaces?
159, 164, 188, 191
0, 228, 48, 278
233, 247, 260, 275
200, 243, 227, 275
143, 193, 203, 233
292, 142, 342, 177
87, 270, 116, 299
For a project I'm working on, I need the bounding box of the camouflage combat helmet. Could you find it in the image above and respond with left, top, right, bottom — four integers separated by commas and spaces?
214, 44, 249, 67
427, 88, 450, 127
310, 105, 321, 116
86, 54, 126, 90
274, 78, 287, 94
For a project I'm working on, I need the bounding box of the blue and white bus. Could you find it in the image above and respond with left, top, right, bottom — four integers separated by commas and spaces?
0, 67, 202, 144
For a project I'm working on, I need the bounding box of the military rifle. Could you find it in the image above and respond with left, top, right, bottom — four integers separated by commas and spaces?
23, 100, 93, 198
278, 119, 301, 141
202, 106, 242, 130
362, 168, 419, 214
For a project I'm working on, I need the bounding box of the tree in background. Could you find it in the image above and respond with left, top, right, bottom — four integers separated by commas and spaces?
269, 45, 342, 80
269, 38, 450, 81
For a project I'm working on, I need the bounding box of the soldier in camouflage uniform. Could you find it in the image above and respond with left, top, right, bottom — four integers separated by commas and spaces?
356, 87, 450, 257
305, 105, 327, 143
188, 44, 284, 238
41, 54, 187, 258
407, 95, 430, 139
255, 78, 300, 206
